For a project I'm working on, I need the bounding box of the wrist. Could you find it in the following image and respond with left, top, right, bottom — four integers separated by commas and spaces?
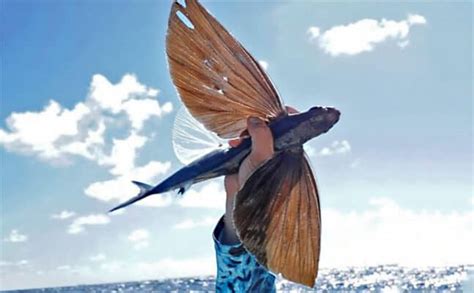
221, 214, 240, 244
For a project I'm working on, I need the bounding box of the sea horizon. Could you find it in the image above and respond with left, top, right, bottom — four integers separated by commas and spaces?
3, 264, 473, 292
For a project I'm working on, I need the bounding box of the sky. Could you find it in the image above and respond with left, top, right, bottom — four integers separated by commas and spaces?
1, 0, 472, 290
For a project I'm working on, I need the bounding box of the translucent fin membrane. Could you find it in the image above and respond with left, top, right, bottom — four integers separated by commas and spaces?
172, 107, 227, 165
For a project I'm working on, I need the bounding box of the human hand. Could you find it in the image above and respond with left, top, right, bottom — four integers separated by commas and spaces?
221, 106, 299, 244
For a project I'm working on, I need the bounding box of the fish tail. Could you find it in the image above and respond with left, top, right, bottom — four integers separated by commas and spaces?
108, 181, 154, 213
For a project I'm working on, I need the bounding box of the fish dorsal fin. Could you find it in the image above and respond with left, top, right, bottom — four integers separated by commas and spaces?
172, 106, 227, 165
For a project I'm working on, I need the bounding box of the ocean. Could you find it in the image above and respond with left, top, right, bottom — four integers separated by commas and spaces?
3, 265, 473, 292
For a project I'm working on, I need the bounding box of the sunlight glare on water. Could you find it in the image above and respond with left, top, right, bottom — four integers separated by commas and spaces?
6, 265, 472, 292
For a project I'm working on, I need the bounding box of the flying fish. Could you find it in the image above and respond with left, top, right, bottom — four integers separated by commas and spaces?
110, 0, 340, 287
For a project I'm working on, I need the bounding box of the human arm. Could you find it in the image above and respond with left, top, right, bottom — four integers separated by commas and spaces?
213, 116, 277, 292
221, 106, 299, 244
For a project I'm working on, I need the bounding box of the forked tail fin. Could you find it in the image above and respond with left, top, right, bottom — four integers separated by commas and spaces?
108, 181, 154, 213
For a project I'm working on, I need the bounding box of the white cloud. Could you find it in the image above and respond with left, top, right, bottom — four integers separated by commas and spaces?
398, 39, 410, 49
350, 158, 361, 168
3, 230, 28, 243
407, 14, 427, 25
35, 257, 214, 284
0, 74, 173, 167
320, 197, 474, 267
122, 99, 173, 130
178, 181, 225, 209
258, 60, 269, 71
60, 121, 106, 160
109, 208, 126, 216
56, 265, 71, 271
134, 257, 215, 278
318, 140, 351, 156
89, 74, 154, 113
67, 214, 110, 234
174, 217, 216, 229
85, 176, 139, 203
100, 261, 122, 273
54, 264, 92, 275
0, 260, 29, 267
307, 26, 320, 40
128, 229, 150, 250
17, 260, 29, 266
128, 229, 149, 242
85, 160, 172, 206
94, 256, 215, 280
89, 176, 226, 211
0, 101, 90, 161
89, 254, 106, 262
98, 132, 148, 176
0, 73, 175, 209
308, 14, 427, 56
51, 210, 76, 220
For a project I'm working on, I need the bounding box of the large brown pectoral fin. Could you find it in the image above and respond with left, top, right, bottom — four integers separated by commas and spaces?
166, 0, 286, 139
233, 148, 321, 287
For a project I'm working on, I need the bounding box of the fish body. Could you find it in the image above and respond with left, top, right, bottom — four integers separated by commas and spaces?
109, 106, 339, 212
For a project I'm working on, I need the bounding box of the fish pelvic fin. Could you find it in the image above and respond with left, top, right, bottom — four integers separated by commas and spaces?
108, 181, 154, 213
177, 180, 193, 196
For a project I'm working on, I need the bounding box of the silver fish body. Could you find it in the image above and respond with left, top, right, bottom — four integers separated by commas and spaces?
109, 106, 340, 212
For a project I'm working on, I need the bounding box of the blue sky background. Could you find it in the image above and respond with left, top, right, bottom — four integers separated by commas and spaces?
1, 0, 472, 290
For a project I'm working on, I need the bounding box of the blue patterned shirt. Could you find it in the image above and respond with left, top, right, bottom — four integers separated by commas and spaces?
213, 216, 276, 292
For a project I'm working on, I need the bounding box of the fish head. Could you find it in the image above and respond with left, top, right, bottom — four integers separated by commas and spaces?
269, 106, 341, 148
308, 106, 340, 128
301, 106, 340, 142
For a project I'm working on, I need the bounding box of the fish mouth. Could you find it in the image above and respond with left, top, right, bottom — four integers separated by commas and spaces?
325, 107, 340, 125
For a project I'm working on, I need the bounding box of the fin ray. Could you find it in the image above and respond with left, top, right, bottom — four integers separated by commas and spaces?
172, 106, 227, 165
167, 0, 286, 139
